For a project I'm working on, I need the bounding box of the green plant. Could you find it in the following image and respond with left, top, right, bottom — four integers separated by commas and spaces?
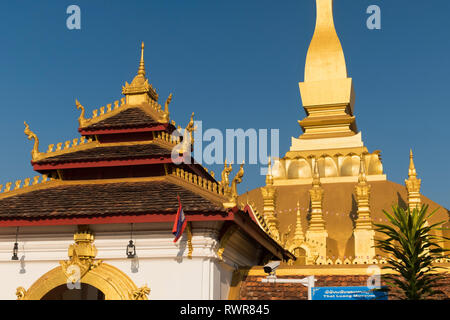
373, 205, 449, 300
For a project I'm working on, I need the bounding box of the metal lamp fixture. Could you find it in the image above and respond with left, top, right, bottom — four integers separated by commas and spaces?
11, 227, 19, 261
126, 224, 136, 259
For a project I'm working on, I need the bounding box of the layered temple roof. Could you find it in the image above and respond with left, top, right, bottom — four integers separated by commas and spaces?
0, 42, 293, 262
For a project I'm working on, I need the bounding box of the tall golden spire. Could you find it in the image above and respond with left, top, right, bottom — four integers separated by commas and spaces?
405, 149, 422, 211
296, 0, 357, 141
138, 42, 146, 77
304, 0, 347, 82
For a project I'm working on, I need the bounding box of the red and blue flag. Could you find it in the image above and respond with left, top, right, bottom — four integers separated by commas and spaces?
172, 195, 187, 242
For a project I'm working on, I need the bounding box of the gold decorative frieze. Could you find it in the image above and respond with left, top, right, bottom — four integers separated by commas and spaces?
170, 167, 226, 199
0, 174, 53, 197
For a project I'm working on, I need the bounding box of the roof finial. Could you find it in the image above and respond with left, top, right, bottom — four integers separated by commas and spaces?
138, 42, 146, 77
408, 149, 417, 178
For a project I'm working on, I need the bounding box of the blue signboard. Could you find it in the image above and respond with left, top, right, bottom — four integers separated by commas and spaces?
311, 286, 388, 300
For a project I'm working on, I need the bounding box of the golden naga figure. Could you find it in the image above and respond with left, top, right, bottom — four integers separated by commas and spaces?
220, 159, 233, 187
24, 121, 42, 161
164, 93, 173, 113
231, 163, 245, 199
185, 112, 197, 144
162, 93, 172, 122
75, 99, 87, 127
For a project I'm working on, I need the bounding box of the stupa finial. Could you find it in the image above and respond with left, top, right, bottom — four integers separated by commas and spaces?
304, 0, 347, 82
408, 149, 417, 178
138, 42, 146, 77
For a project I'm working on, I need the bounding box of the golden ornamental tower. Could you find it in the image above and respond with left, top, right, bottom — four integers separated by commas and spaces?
305, 160, 327, 261
122, 42, 159, 105
405, 149, 422, 211
353, 155, 375, 263
261, 157, 280, 241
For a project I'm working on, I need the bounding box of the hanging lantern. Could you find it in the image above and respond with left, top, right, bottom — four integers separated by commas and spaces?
127, 240, 136, 259
126, 223, 136, 259
11, 227, 19, 261
11, 242, 19, 261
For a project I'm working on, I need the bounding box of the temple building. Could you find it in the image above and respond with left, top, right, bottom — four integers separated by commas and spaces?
0, 43, 292, 300
0, 0, 448, 300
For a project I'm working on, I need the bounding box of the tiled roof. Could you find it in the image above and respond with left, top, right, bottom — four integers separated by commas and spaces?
81, 108, 160, 130
0, 180, 226, 220
33, 143, 171, 164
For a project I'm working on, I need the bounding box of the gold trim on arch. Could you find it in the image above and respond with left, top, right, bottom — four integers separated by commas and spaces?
16, 231, 149, 300
17, 262, 148, 300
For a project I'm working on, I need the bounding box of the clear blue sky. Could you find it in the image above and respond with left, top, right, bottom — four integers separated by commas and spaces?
0, 0, 448, 209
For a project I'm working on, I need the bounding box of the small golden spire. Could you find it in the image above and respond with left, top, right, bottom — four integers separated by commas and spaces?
405, 149, 421, 211
138, 42, 146, 77
266, 156, 273, 186
358, 155, 367, 184
294, 201, 305, 241
312, 158, 320, 186
408, 149, 417, 178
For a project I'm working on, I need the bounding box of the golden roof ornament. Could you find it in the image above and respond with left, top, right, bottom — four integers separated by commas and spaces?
230, 163, 245, 201
122, 42, 158, 103
24, 121, 43, 161
220, 159, 233, 188
162, 93, 173, 122
75, 99, 87, 127
60, 230, 101, 284
138, 41, 146, 77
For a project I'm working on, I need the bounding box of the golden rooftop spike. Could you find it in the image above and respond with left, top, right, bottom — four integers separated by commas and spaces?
405, 149, 421, 211
138, 42, 146, 77
122, 42, 158, 103
408, 149, 417, 178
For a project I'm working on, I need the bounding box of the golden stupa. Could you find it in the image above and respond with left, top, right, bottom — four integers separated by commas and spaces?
237, 0, 449, 265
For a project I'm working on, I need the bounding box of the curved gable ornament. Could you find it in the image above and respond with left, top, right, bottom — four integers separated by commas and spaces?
16, 231, 149, 300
